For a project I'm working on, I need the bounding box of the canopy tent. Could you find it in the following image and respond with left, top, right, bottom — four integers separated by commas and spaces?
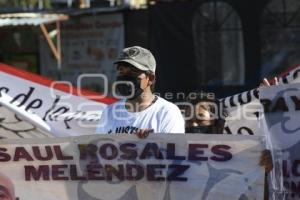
0, 13, 68, 26
0, 13, 69, 70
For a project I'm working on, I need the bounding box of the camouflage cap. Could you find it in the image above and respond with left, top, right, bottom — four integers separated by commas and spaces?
114, 46, 156, 73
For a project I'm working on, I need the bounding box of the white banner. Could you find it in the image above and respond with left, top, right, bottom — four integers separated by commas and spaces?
0, 134, 265, 200
0, 64, 115, 138
221, 65, 300, 136
260, 82, 300, 199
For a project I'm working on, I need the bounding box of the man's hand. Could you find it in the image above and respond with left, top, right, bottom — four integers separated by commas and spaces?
259, 149, 273, 173
135, 129, 154, 139
261, 77, 279, 86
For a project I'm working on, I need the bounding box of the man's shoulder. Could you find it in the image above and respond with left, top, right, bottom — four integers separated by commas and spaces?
156, 97, 181, 111
104, 99, 125, 109
155, 97, 185, 132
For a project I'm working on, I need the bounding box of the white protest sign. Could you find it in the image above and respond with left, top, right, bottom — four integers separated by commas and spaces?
0, 134, 265, 200
260, 82, 300, 199
221, 65, 300, 136
0, 64, 116, 138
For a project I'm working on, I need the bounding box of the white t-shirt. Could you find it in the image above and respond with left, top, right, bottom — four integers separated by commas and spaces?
96, 96, 185, 134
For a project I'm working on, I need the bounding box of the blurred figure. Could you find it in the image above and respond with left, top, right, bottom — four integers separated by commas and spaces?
0, 172, 15, 200
184, 92, 227, 134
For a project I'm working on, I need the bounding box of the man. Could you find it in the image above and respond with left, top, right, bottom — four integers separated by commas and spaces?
93, 46, 184, 200
96, 46, 185, 135
0, 172, 15, 200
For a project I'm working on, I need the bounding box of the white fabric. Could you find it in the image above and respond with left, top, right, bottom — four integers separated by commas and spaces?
96, 96, 185, 134
221, 65, 300, 135
0, 134, 265, 200
259, 83, 300, 200
0, 64, 113, 138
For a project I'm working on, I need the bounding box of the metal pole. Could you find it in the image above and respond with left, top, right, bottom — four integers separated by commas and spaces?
68, 0, 73, 8
56, 21, 62, 80
40, 24, 60, 61
38, 0, 43, 9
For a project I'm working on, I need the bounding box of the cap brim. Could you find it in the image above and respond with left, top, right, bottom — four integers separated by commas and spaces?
114, 59, 150, 72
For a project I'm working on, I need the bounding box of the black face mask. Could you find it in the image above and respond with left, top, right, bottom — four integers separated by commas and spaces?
116, 75, 143, 100
185, 125, 214, 134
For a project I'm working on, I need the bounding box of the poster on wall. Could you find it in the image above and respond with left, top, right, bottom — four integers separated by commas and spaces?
40, 13, 124, 93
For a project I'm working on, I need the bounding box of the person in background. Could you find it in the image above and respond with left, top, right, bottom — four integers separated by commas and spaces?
184, 93, 226, 134
183, 76, 279, 134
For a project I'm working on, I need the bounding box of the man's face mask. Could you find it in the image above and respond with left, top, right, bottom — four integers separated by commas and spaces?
116, 75, 143, 100
185, 125, 214, 134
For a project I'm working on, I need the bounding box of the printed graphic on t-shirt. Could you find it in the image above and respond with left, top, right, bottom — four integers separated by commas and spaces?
107, 126, 154, 134
96, 97, 185, 134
